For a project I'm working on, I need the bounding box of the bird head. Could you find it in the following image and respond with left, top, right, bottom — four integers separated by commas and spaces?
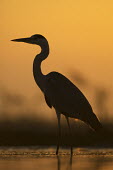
11, 34, 47, 45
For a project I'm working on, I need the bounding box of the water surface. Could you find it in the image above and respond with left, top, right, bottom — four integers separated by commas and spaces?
0, 147, 113, 170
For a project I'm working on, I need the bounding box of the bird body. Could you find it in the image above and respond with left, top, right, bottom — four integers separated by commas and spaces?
45, 71, 92, 115
11, 34, 102, 155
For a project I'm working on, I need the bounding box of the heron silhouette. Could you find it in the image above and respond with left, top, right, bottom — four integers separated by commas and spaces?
11, 34, 102, 155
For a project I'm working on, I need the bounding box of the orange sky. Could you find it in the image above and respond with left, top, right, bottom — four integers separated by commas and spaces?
0, 0, 113, 118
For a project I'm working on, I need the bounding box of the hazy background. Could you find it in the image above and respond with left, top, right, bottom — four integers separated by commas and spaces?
0, 0, 113, 146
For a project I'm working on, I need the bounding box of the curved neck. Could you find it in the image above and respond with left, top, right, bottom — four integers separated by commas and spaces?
39, 41, 49, 61
33, 40, 49, 92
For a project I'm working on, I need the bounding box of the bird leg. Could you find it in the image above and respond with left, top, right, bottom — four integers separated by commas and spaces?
65, 116, 73, 155
56, 111, 61, 155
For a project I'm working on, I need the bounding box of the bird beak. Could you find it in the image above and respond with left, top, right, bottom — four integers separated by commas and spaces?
11, 37, 30, 43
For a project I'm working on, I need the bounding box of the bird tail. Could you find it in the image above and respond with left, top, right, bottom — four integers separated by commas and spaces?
87, 112, 102, 132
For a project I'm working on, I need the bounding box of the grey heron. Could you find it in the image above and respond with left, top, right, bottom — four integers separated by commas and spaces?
11, 34, 102, 155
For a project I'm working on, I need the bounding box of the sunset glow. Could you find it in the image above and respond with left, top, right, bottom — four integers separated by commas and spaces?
0, 0, 113, 118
